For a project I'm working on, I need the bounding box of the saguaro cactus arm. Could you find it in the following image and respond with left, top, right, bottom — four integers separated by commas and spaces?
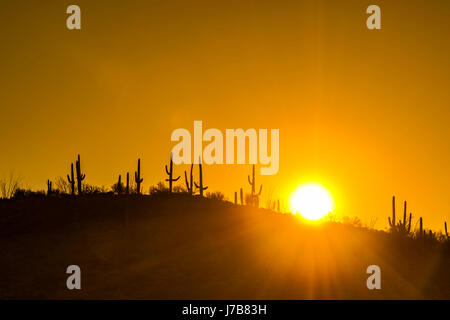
194, 182, 208, 190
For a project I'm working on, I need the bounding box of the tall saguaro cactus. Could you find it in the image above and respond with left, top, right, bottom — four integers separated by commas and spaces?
389, 196, 396, 227
76, 154, 85, 195
194, 157, 208, 197
165, 153, 180, 193
67, 163, 75, 195
126, 172, 130, 194
248, 164, 262, 207
117, 175, 123, 195
135, 159, 143, 194
47, 180, 52, 195
184, 163, 194, 195
445, 221, 448, 238
389, 196, 411, 234
419, 217, 423, 237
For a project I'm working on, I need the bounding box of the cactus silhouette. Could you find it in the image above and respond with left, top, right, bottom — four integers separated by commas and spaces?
445, 221, 448, 238
398, 200, 412, 233
248, 165, 262, 207
126, 172, 130, 194
240, 188, 243, 205
135, 159, 143, 194
194, 157, 208, 197
117, 175, 123, 195
388, 196, 411, 235
389, 196, 396, 227
419, 217, 423, 237
67, 163, 75, 195
75, 154, 85, 195
165, 153, 180, 193
234, 191, 237, 204
184, 163, 194, 195
47, 180, 52, 195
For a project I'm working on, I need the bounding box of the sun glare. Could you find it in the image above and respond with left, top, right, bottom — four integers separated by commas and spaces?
290, 183, 334, 221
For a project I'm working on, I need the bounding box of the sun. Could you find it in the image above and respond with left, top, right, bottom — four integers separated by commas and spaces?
289, 183, 334, 221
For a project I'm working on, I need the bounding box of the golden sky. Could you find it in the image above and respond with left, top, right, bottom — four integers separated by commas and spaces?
0, 0, 449, 230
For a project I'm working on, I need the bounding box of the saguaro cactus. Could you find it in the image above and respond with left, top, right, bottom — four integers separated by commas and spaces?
277, 199, 280, 212
47, 180, 52, 195
126, 172, 130, 194
240, 188, 243, 205
419, 217, 423, 237
184, 163, 194, 195
388, 196, 411, 234
194, 157, 208, 197
165, 153, 180, 193
388, 196, 396, 227
445, 221, 448, 238
234, 192, 237, 204
135, 159, 143, 194
117, 175, 123, 195
248, 165, 262, 207
75, 154, 85, 195
67, 163, 75, 195
398, 201, 412, 234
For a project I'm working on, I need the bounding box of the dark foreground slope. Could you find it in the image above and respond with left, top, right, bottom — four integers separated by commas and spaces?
0, 195, 449, 299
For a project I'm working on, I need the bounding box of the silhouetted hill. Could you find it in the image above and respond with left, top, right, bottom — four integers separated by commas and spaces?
1, 195, 449, 299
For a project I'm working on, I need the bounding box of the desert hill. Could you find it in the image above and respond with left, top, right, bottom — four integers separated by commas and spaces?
1, 194, 449, 299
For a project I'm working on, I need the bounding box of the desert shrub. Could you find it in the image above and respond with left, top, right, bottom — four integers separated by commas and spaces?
111, 182, 125, 194
149, 182, 169, 195
0, 172, 21, 199
54, 177, 71, 194
341, 216, 363, 228
324, 212, 339, 223
206, 191, 226, 201
12, 188, 45, 199
82, 184, 107, 194
245, 193, 260, 206
173, 185, 186, 193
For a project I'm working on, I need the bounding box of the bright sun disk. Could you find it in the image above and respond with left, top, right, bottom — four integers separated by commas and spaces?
290, 183, 334, 221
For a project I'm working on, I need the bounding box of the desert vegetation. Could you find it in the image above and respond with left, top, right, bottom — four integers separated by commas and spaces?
1, 153, 449, 242
1, 153, 449, 299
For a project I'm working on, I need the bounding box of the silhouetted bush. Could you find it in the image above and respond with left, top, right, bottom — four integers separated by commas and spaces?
111, 182, 125, 194
12, 188, 45, 199
206, 191, 226, 201
82, 184, 107, 195
149, 182, 169, 195
54, 177, 71, 194
0, 172, 21, 199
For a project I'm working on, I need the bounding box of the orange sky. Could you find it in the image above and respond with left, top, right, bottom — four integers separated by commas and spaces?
0, 0, 449, 230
